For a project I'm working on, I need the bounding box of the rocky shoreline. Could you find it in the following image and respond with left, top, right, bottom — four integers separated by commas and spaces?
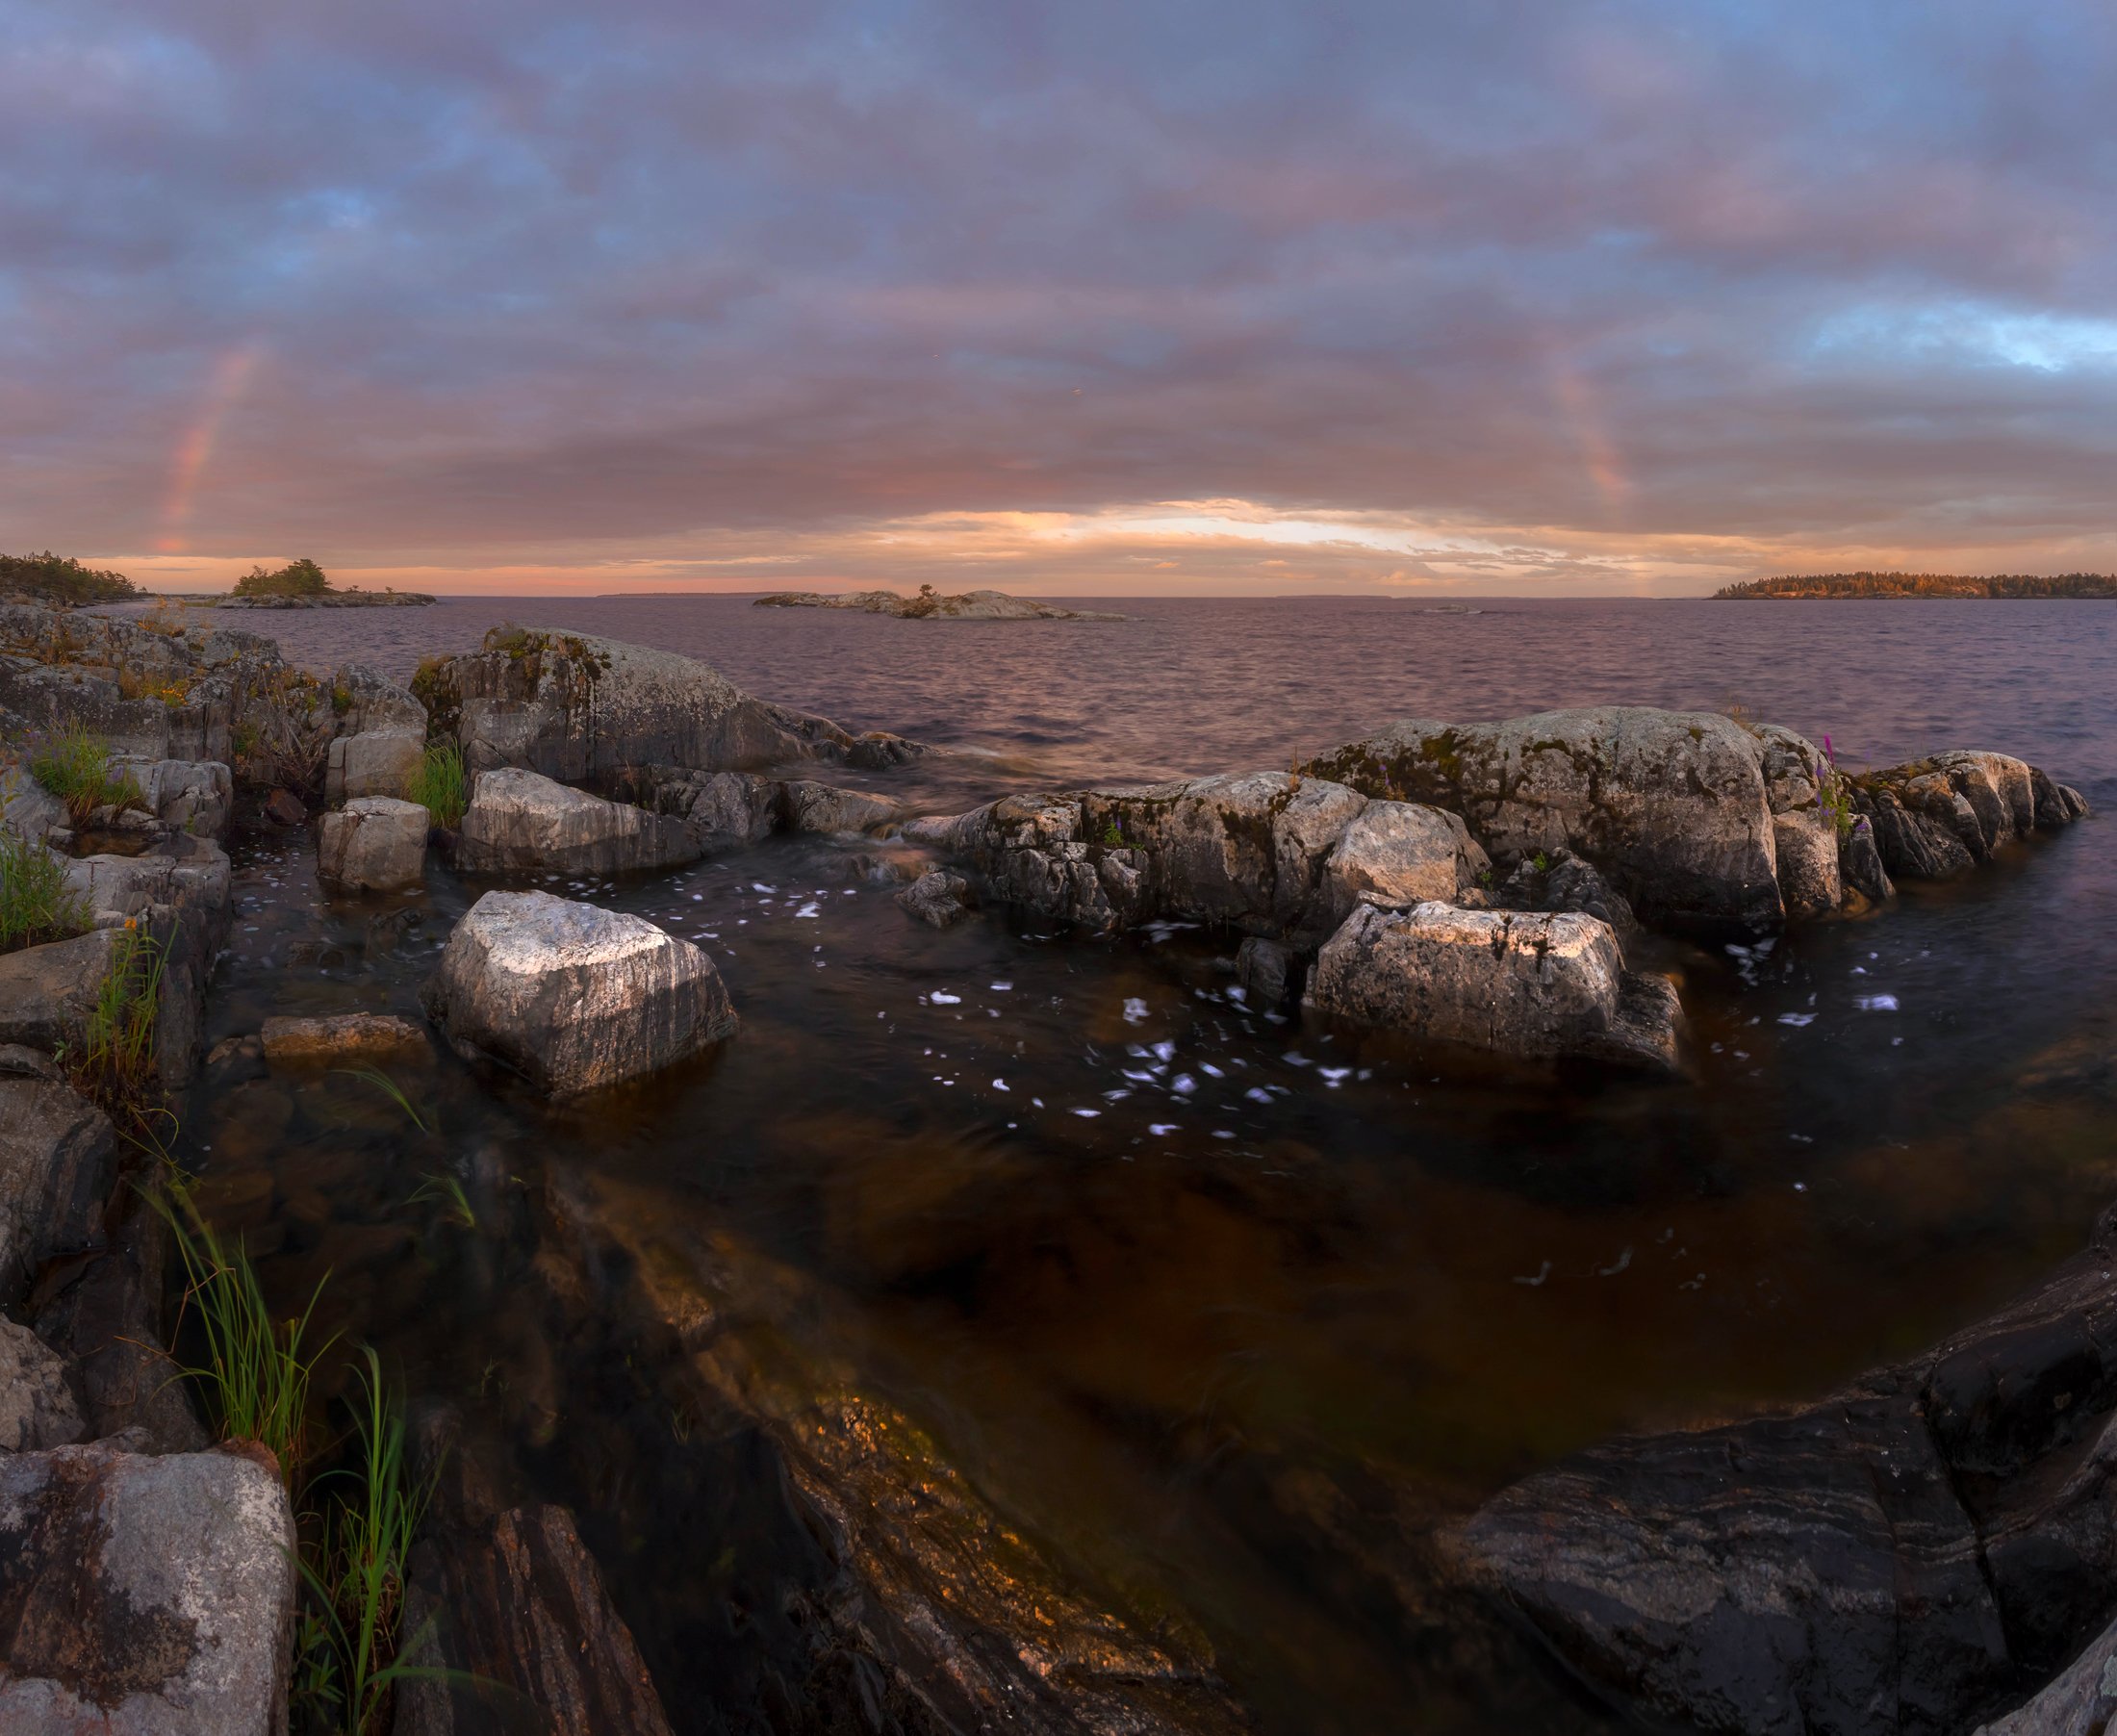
209, 588, 438, 609
0, 603, 2102, 1731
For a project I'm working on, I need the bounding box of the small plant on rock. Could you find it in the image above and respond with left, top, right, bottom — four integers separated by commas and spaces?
31, 725, 142, 825
405, 741, 469, 830
0, 816, 89, 954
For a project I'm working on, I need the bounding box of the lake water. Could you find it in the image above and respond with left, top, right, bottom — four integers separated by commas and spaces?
170, 596, 2116, 1733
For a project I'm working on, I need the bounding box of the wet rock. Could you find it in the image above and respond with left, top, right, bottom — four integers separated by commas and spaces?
1857, 750, 2085, 881
1977, 1610, 2117, 1733
30, 1191, 206, 1453
421, 890, 736, 1097
1772, 810, 1844, 919
0, 1441, 296, 1732
453, 768, 698, 877
1840, 819, 1896, 904
0, 929, 119, 1053
417, 626, 909, 780
1306, 707, 1784, 932
847, 729, 926, 769
0, 1316, 86, 1451
395, 1500, 676, 1736
779, 779, 903, 835
325, 728, 425, 804
1459, 1208, 2117, 1735
1310, 903, 1678, 1070
0, 1054, 115, 1304
260, 1011, 429, 1067
318, 795, 430, 891
631, 767, 779, 854
263, 786, 306, 826
895, 870, 972, 929
1236, 935, 1301, 1008
536, 1168, 1254, 1736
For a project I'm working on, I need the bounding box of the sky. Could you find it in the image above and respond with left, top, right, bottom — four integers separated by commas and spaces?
4, 0, 2114, 598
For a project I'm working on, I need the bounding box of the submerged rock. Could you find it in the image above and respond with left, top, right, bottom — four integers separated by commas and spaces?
397, 1497, 676, 1736
0, 1442, 295, 1733
260, 1011, 429, 1067
413, 626, 918, 781
452, 767, 696, 877
895, 869, 972, 929
1459, 1206, 2117, 1735
1310, 902, 1679, 1070
1306, 707, 1784, 932
421, 890, 736, 1097
318, 795, 430, 891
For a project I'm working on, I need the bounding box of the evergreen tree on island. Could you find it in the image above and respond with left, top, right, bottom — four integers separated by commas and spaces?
232, 556, 332, 598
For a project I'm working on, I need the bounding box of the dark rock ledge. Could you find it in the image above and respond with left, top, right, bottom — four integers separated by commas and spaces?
1454, 1202, 2117, 1736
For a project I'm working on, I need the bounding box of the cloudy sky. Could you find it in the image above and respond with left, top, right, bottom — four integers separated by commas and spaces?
5, 0, 2113, 595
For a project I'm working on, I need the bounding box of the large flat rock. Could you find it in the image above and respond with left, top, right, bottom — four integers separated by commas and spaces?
421, 890, 735, 1097
0, 1442, 296, 1733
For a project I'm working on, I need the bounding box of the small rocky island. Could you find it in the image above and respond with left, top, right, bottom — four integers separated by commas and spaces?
208, 556, 434, 608
0, 599, 2104, 1733
753, 583, 1125, 620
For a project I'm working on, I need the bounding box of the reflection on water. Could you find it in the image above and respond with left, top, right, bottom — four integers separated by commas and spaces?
174, 598, 2115, 1733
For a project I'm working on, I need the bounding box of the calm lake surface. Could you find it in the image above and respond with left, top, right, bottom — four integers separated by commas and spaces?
173, 597, 2116, 1732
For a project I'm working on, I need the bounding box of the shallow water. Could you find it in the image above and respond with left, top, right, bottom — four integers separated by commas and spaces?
167, 597, 2115, 1732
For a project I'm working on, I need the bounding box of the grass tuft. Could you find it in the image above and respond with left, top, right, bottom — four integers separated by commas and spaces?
31, 726, 143, 827
0, 817, 89, 954
299, 1345, 443, 1734
155, 1180, 333, 1475
405, 741, 469, 830
407, 1171, 472, 1229
333, 1065, 429, 1134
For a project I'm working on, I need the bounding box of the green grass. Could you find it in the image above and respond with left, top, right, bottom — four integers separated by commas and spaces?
66, 922, 179, 1157
31, 726, 142, 827
0, 819, 89, 954
333, 1065, 428, 1134
298, 1346, 441, 1734
407, 1171, 472, 1229
405, 741, 469, 830
155, 1181, 334, 1475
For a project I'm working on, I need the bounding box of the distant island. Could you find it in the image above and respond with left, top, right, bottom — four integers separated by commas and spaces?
213, 556, 435, 609
0, 549, 139, 606
754, 585, 1124, 621
1716, 572, 2117, 600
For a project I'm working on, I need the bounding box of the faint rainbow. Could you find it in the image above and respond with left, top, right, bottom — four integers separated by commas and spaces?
157, 342, 265, 552
1544, 350, 1632, 520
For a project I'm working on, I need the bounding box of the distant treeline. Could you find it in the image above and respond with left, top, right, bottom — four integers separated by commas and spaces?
0, 549, 138, 604
1716, 572, 2117, 600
